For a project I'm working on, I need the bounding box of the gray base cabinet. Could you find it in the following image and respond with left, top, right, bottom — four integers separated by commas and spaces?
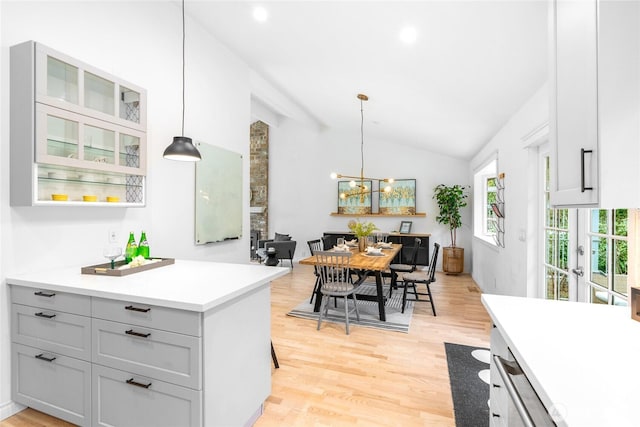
92, 364, 202, 427
10, 281, 271, 427
13, 342, 92, 426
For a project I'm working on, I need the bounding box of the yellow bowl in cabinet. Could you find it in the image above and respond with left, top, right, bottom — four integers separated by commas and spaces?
83, 195, 97, 202
106, 196, 120, 203
51, 194, 68, 201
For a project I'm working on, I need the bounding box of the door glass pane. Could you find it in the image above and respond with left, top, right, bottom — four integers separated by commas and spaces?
545, 266, 557, 299
47, 115, 78, 158
613, 239, 628, 296
590, 236, 608, 287
119, 134, 140, 168
84, 125, 115, 164
591, 209, 608, 233
558, 271, 569, 300
590, 286, 608, 305
546, 231, 557, 265
84, 71, 115, 115
47, 56, 78, 104
612, 295, 628, 307
614, 209, 628, 236
119, 86, 140, 124
558, 231, 568, 270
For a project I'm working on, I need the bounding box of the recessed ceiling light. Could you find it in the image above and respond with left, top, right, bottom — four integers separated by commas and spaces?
399, 26, 417, 44
253, 6, 268, 22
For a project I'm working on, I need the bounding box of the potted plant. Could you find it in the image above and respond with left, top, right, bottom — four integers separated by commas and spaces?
433, 184, 469, 274
348, 220, 378, 252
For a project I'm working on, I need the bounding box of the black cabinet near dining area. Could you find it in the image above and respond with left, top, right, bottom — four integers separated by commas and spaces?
322, 231, 431, 266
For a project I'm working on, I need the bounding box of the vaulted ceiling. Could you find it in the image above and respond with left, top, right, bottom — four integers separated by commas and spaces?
188, 0, 548, 159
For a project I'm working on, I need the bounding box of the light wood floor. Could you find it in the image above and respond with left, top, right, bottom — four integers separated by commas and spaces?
0, 264, 492, 427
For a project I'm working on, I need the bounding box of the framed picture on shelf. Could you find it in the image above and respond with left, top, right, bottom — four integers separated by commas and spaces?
379, 179, 416, 215
399, 221, 412, 234
337, 180, 372, 214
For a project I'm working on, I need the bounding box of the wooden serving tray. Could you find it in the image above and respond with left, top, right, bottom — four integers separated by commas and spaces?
81, 258, 175, 276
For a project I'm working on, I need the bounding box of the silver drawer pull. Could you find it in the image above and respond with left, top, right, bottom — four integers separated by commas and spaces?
126, 378, 152, 389
35, 353, 56, 362
125, 329, 151, 338
35, 312, 56, 319
125, 305, 151, 313
34, 291, 56, 298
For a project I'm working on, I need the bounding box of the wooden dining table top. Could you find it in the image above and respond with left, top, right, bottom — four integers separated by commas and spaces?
298, 243, 402, 271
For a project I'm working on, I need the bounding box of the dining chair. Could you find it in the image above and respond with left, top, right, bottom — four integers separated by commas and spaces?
388, 237, 422, 295
401, 243, 440, 315
315, 251, 360, 335
307, 238, 324, 304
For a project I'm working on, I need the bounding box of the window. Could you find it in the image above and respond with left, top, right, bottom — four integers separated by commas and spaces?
473, 158, 497, 245
586, 209, 628, 306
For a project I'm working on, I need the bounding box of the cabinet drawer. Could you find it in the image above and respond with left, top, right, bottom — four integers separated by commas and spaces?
93, 318, 201, 389
13, 343, 91, 427
92, 297, 201, 336
11, 285, 90, 316
92, 364, 201, 427
489, 361, 507, 417
12, 303, 91, 361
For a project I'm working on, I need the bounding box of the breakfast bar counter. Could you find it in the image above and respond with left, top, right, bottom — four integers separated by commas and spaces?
7, 260, 290, 427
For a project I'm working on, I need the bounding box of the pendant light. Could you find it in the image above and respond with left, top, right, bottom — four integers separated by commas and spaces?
163, 0, 202, 161
330, 94, 393, 201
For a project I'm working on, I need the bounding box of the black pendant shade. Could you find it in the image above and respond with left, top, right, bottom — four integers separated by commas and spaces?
163, 0, 202, 162
163, 136, 202, 161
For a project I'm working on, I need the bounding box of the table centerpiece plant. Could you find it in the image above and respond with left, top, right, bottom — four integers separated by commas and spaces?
348, 219, 378, 252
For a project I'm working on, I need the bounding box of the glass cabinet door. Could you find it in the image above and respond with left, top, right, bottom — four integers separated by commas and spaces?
46, 56, 79, 104
84, 125, 115, 164
46, 114, 79, 159
84, 71, 115, 116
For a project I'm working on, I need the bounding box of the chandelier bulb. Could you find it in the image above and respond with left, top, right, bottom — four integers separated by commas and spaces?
349, 180, 356, 188
330, 172, 338, 179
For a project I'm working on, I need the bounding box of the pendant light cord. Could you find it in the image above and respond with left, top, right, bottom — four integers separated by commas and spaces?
360, 97, 364, 182
181, 0, 186, 137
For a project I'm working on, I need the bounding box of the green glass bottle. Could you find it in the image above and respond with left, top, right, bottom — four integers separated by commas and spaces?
125, 232, 138, 263
138, 231, 149, 259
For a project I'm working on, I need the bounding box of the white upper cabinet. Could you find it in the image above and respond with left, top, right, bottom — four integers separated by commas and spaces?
550, 0, 640, 208
10, 41, 147, 207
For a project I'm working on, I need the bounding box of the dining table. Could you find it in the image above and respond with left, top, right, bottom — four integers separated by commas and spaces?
298, 243, 402, 322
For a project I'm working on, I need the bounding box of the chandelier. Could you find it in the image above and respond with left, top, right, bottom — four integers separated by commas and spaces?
331, 94, 393, 202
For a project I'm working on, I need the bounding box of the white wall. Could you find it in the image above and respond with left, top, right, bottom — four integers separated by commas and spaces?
0, 1, 252, 418
469, 83, 548, 296
268, 118, 472, 267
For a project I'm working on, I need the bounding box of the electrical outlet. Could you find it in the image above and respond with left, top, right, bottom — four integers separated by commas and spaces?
108, 230, 118, 244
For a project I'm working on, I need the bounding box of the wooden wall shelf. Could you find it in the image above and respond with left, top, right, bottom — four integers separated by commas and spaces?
330, 213, 426, 217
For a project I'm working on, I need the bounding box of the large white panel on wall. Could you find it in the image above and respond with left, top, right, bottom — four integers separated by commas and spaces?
194, 142, 243, 244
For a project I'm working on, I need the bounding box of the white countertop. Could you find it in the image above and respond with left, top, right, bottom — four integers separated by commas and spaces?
482, 294, 640, 427
7, 260, 290, 312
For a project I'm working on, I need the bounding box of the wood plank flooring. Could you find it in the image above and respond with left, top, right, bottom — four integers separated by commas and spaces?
0, 264, 492, 427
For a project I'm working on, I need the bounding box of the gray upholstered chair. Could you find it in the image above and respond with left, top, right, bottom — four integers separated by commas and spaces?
401, 243, 440, 315
315, 251, 360, 335
257, 233, 297, 268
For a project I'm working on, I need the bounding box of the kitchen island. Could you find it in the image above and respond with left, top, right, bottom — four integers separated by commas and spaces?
482, 294, 640, 427
7, 260, 290, 427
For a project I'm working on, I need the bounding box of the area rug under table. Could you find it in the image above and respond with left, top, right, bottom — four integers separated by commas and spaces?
445, 342, 491, 427
287, 282, 414, 333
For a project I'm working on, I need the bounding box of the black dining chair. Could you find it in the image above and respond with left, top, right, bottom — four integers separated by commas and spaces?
388, 237, 421, 296
401, 243, 440, 315
307, 239, 324, 304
